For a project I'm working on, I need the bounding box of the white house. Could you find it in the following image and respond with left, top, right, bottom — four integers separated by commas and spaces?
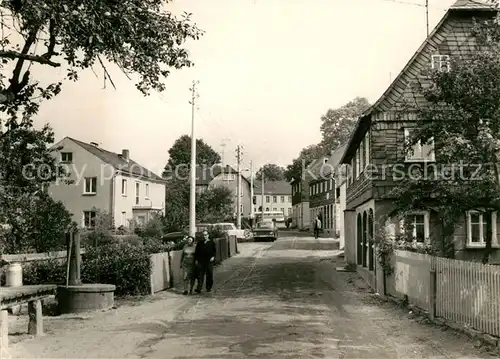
49, 137, 166, 229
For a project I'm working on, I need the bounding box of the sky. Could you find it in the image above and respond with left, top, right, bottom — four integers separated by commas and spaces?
29, 0, 457, 176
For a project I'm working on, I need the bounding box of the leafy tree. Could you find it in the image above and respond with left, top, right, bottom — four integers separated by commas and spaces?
0, 0, 202, 124
0, 120, 75, 253
319, 97, 370, 151
0, 191, 75, 253
284, 144, 324, 182
163, 179, 190, 232
163, 135, 221, 178
197, 185, 233, 223
162, 180, 233, 232
387, 31, 500, 263
255, 163, 285, 181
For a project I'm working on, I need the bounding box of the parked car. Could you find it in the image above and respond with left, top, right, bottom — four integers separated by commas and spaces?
213, 222, 248, 239
252, 221, 278, 242
161, 231, 185, 243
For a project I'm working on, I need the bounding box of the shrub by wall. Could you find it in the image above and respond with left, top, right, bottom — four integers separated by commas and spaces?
82, 241, 151, 296
22, 258, 67, 286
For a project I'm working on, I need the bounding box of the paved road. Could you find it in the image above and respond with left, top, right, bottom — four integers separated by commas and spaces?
11, 236, 495, 358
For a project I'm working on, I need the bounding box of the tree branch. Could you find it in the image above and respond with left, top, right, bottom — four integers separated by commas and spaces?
0, 50, 59, 67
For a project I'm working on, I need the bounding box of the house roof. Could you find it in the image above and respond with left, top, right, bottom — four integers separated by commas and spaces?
195, 164, 250, 185
340, 0, 497, 164
452, 0, 495, 9
310, 144, 347, 182
66, 137, 164, 181
254, 180, 291, 195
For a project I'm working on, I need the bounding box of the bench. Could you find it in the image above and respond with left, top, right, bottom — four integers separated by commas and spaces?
0, 285, 57, 350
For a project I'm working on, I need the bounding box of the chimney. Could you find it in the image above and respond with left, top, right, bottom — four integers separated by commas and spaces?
122, 149, 129, 161
90, 142, 99, 147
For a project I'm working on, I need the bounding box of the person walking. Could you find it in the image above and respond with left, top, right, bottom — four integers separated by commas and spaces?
180, 236, 197, 295
314, 215, 321, 239
194, 230, 216, 293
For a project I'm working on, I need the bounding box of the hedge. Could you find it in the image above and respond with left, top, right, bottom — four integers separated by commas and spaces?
22, 239, 171, 296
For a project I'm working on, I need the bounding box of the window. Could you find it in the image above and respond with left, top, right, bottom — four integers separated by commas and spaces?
135, 182, 140, 205
273, 207, 277, 211
281, 208, 284, 214
360, 141, 364, 172
336, 187, 340, 199
280, 196, 284, 202
83, 177, 97, 195
121, 212, 127, 226
265, 207, 269, 211
61, 152, 73, 163
240, 204, 244, 213
288, 196, 292, 202
83, 211, 96, 228
222, 174, 235, 181
466, 210, 497, 247
309, 186, 312, 195
137, 215, 146, 226
121, 179, 127, 196
404, 128, 435, 162
355, 149, 360, 178
431, 54, 450, 72
273, 196, 277, 203
145, 184, 149, 198
365, 133, 370, 166
288, 208, 292, 215
401, 211, 430, 243
266, 196, 270, 203
351, 158, 355, 183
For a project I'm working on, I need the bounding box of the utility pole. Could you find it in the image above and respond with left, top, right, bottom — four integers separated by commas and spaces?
250, 160, 254, 227
261, 173, 264, 219
188, 80, 199, 237
235, 145, 242, 229
426, 0, 429, 37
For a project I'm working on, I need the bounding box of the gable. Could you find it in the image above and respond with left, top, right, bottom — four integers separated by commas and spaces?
374, 8, 496, 112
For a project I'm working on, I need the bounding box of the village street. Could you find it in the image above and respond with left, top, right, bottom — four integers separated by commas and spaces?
8, 233, 494, 359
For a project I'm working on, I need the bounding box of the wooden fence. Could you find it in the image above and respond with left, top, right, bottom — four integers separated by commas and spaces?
385, 250, 500, 338
0, 249, 86, 263
435, 257, 500, 337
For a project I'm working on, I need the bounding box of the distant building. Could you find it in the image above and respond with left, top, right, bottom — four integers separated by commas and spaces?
308, 144, 346, 243
253, 180, 292, 217
195, 165, 252, 218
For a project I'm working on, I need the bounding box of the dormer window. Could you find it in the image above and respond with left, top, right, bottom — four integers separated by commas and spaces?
431, 54, 450, 72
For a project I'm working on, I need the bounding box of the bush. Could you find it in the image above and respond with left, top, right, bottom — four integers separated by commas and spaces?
142, 237, 170, 254
82, 242, 151, 296
23, 259, 66, 285
21, 237, 190, 297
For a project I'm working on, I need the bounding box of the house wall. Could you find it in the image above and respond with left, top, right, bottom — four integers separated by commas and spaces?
344, 209, 356, 265
48, 138, 112, 227
339, 182, 347, 249
255, 193, 292, 217
209, 173, 251, 217
113, 174, 166, 227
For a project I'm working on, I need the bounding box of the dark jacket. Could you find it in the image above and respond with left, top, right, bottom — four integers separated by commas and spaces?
195, 239, 216, 263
